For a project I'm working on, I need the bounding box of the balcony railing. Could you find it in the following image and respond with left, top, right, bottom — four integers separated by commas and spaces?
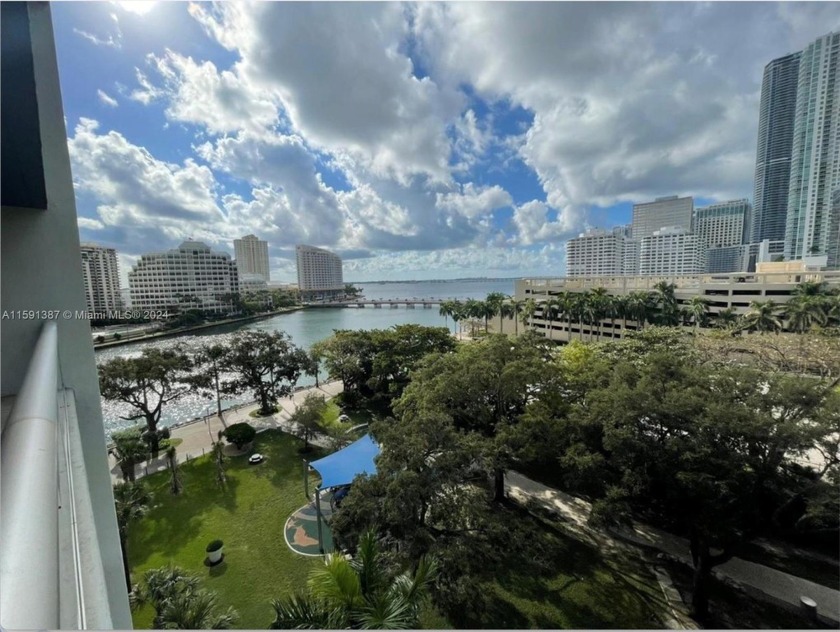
1, 321, 115, 629
1, 320, 60, 629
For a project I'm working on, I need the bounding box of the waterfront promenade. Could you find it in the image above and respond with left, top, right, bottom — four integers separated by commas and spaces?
107, 380, 343, 482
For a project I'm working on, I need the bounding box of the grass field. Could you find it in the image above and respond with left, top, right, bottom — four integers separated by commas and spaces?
128, 430, 325, 629
129, 427, 667, 630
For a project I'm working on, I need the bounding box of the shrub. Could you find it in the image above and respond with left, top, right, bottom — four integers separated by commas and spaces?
113, 332, 122, 340
95, 335, 105, 344
223, 422, 256, 449
206, 539, 224, 553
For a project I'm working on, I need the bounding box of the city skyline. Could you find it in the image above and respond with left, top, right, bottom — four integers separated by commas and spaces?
57, 3, 839, 282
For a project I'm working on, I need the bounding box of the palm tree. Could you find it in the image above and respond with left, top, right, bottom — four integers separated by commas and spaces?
132, 565, 201, 627
589, 287, 610, 339
166, 445, 182, 495
114, 481, 150, 592
498, 301, 514, 334
626, 290, 653, 330
485, 292, 507, 332
653, 281, 679, 326
684, 296, 711, 332
793, 281, 829, 298
510, 299, 524, 336
714, 307, 739, 330
542, 298, 558, 341
520, 298, 537, 333
111, 431, 148, 482
741, 300, 783, 333
270, 530, 437, 630
133, 565, 236, 629
612, 294, 629, 337
160, 588, 238, 629
784, 296, 826, 334
479, 300, 497, 333
438, 300, 455, 333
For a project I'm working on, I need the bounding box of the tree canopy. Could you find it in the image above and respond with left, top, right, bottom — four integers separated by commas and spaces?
223, 331, 308, 415
99, 347, 193, 454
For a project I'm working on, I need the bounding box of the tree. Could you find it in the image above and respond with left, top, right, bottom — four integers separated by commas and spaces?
653, 281, 679, 326
303, 350, 321, 388
714, 306, 739, 329
160, 589, 237, 629
99, 348, 194, 454
133, 565, 236, 629
315, 326, 455, 404
438, 300, 456, 333
498, 301, 514, 335
191, 344, 230, 426
741, 299, 783, 333
367, 325, 456, 401
573, 352, 840, 622
110, 426, 148, 482
223, 422, 257, 450
212, 440, 227, 489
166, 445, 182, 495
394, 334, 561, 502
270, 530, 437, 630
784, 297, 824, 334
683, 295, 710, 331
114, 481, 150, 592
485, 292, 507, 333
311, 330, 376, 399
224, 331, 308, 415
520, 298, 537, 333
289, 392, 328, 451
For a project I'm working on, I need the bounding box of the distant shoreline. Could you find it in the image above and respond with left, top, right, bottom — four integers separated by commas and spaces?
93, 306, 304, 350
349, 277, 521, 284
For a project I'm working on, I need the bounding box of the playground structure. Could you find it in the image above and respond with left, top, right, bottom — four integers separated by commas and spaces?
291, 434, 380, 555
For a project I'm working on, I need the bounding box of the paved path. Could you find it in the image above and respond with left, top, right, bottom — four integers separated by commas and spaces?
505, 470, 840, 626
108, 381, 344, 482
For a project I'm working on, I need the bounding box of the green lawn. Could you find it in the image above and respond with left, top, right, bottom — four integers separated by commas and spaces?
128, 428, 667, 630
128, 430, 325, 629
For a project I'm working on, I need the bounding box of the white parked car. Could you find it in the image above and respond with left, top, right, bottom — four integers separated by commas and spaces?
249, 453, 264, 464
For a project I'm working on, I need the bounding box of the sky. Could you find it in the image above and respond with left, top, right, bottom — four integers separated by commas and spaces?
54, 1, 839, 283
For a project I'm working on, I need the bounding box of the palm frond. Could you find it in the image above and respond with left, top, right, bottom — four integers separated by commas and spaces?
357, 592, 415, 630
308, 554, 363, 610
270, 594, 336, 629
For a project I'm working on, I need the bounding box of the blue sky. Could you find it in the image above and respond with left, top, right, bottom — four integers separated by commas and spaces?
54, 2, 838, 283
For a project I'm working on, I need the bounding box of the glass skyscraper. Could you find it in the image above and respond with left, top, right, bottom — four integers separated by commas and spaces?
785, 32, 840, 262
751, 52, 801, 245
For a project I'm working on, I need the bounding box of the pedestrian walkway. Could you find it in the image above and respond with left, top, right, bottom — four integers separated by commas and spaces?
505, 470, 840, 626
108, 380, 344, 482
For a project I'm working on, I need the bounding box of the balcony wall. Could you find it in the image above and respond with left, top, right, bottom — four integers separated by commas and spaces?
0, 3, 131, 627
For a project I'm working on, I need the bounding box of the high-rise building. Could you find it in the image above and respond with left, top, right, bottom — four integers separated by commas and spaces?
566, 229, 626, 276
639, 226, 705, 276
706, 245, 749, 274
694, 199, 751, 248
1, 3, 130, 626
233, 234, 270, 282
296, 244, 344, 301
751, 52, 802, 244
80, 243, 122, 315
829, 188, 840, 269
128, 241, 240, 312
785, 32, 840, 261
631, 195, 694, 240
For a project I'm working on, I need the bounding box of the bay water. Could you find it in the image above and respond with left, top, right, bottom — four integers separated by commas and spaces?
96, 278, 515, 434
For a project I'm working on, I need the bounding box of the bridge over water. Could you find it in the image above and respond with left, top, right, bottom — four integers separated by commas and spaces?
308, 298, 447, 309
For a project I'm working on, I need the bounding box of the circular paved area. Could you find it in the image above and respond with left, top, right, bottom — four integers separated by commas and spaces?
284, 493, 334, 556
